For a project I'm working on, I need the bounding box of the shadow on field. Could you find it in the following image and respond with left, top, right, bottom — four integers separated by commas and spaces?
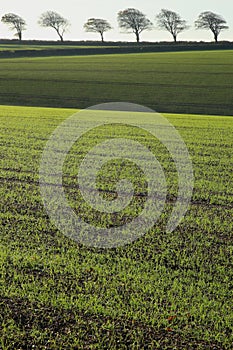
0, 296, 224, 349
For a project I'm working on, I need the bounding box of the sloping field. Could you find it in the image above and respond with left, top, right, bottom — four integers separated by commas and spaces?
0, 50, 232, 115
0, 105, 232, 348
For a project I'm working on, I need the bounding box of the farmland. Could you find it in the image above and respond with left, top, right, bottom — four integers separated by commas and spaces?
0, 50, 232, 115
0, 105, 233, 349
1, 45, 233, 349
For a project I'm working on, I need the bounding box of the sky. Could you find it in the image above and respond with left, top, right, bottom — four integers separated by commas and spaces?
0, 0, 232, 42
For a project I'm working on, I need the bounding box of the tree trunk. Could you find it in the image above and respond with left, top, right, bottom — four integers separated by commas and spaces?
100, 32, 104, 42
135, 31, 140, 43
56, 29, 64, 42
173, 34, 177, 43
18, 31, 22, 41
214, 33, 218, 43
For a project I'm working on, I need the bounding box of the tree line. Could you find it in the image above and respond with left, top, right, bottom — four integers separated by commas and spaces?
0, 8, 229, 43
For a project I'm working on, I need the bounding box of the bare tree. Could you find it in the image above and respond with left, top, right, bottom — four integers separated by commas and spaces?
84, 18, 112, 42
195, 11, 228, 42
117, 8, 153, 42
156, 9, 189, 42
1, 13, 26, 41
38, 11, 70, 42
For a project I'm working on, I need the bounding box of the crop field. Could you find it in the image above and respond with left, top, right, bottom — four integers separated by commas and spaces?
0, 105, 232, 349
0, 50, 232, 115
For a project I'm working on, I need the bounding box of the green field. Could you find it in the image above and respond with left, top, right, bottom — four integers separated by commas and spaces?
0, 50, 232, 115
0, 105, 232, 349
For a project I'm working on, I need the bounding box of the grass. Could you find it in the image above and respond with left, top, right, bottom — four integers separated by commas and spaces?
0, 50, 232, 115
0, 105, 232, 349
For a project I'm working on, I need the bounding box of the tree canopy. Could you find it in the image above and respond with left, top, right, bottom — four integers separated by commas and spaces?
1, 13, 26, 41
195, 11, 228, 42
84, 18, 112, 42
38, 11, 70, 41
117, 8, 153, 42
156, 9, 189, 42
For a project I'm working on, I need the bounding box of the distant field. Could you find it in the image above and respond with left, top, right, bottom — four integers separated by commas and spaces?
0, 44, 113, 51
0, 105, 232, 349
0, 50, 232, 115
0, 41, 233, 58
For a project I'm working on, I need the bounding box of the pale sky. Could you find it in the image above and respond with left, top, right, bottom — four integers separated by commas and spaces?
0, 0, 232, 42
